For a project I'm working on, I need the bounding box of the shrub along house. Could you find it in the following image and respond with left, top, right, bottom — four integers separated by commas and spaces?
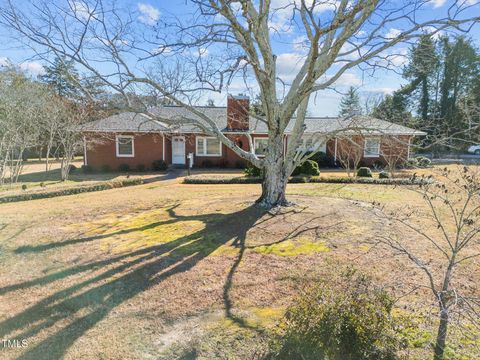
81, 95, 425, 171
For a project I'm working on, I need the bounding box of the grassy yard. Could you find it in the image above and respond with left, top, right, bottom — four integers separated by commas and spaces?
0, 165, 478, 359
0, 159, 170, 197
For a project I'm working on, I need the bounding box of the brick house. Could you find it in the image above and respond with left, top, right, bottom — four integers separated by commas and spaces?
81, 95, 425, 170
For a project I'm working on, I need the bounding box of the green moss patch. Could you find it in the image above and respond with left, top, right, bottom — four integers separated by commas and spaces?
253, 236, 330, 257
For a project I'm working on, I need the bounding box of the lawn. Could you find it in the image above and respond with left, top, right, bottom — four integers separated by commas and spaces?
0, 165, 478, 359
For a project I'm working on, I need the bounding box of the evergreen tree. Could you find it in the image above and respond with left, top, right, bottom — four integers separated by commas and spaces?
438, 36, 479, 140
339, 87, 362, 117
372, 93, 413, 126
40, 56, 81, 98
403, 34, 439, 122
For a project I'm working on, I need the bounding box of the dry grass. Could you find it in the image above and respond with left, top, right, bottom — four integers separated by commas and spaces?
0, 165, 478, 359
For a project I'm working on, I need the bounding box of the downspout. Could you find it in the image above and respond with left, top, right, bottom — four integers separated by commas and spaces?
83, 136, 88, 166
407, 136, 411, 159
334, 137, 338, 164
162, 133, 165, 161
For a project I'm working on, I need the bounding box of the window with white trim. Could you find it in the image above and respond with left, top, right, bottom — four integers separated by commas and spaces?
116, 135, 134, 157
254, 138, 268, 156
196, 137, 222, 156
364, 138, 380, 157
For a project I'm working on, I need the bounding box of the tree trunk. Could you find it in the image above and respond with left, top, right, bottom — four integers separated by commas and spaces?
433, 307, 449, 360
256, 136, 289, 208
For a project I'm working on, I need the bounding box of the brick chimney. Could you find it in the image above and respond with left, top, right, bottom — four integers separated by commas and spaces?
227, 95, 250, 131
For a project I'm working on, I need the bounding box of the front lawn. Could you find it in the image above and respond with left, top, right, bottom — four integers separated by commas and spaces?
0, 166, 478, 359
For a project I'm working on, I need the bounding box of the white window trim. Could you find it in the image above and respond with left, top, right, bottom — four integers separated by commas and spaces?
254, 137, 268, 157
364, 137, 381, 158
116, 135, 134, 158
195, 136, 222, 157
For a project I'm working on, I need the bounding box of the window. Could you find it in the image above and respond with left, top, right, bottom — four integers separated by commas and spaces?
254, 138, 268, 156
364, 138, 380, 157
196, 137, 222, 156
116, 135, 134, 157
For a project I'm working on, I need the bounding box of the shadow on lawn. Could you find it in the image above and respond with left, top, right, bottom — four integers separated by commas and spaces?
0, 204, 267, 360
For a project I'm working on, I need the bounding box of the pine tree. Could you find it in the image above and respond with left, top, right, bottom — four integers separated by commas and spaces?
339, 87, 362, 117
403, 34, 439, 122
40, 56, 81, 98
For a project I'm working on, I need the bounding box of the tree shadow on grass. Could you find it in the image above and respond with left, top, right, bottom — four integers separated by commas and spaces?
0, 204, 266, 360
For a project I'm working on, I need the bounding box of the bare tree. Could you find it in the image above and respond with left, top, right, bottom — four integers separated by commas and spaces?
56, 101, 92, 181
0, 69, 45, 184
373, 167, 480, 360
380, 135, 409, 177
335, 136, 364, 177
1, 0, 478, 207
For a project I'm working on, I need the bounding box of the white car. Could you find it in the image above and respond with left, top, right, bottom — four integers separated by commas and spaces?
467, 145, 480, 155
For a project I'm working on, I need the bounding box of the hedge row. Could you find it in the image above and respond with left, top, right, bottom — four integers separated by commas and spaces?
0, 178, 144, 204
184, 176, 430, 186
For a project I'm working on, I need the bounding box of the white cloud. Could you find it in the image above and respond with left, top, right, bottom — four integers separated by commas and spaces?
137, 3, 160, 25
332, 72, 362, 87
69, 0, 93, 20
276, 52, 306, 81
19, 61, 46, 76
292, 35, 309, 52
269, 0, 339, 32
429, 0, 446, 8
199, 47, 209, 57
385, 28, 401, 40
0, 57, 11, 67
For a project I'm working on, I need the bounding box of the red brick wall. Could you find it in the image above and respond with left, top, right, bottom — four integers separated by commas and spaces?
85, 131, 412, 170
184, 133, 258, 168
85, 132, 165, 171
227, 97, 250, 130
326, 135, 412, 167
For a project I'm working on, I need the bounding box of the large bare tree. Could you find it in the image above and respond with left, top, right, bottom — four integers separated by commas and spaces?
1, 0, 478, 207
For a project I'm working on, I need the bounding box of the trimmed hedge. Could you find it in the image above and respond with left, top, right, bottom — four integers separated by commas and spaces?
184, 175, 430, 186
0, 178, 144, 204
185, 176, 262, 184
357, 167, 373, 178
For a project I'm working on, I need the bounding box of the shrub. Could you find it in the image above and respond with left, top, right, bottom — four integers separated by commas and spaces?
68, 164, 77, 174
0, 178, 144, 204
404, 158, 419, 169
118, 163, 130, 172
100, 164, 111, 173
244, 164, 262, 177
81, 165, 93, 173
21, 184, 27, 191
184, 175, 431, 186
300, 160, 320, 176
291, 166, 301, 176
268, 269, 403, 360
152, 160, 168, 171
373, 160, 385, 171
308, 151, 334, 168
415, 156, 431, 168
136, 164, 146, 172
357, 167, 373, 178
201, 159, 214, 168
379, 171, 390, 179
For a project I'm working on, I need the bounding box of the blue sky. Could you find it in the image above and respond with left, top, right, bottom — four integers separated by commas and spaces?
0, 0, 479, 116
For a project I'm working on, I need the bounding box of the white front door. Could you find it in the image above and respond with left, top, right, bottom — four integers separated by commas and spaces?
172, 137, 186, 165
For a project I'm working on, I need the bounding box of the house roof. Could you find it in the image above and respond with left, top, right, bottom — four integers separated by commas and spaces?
81, 105, 426, 136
